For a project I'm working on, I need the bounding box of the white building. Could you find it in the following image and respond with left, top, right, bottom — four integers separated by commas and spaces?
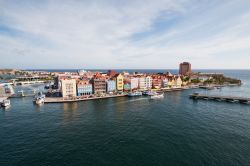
139, 77, 146, 90
61, 79, 77, 98
139, 76, 152, 90
130, 77, 139, 90
174, 76, 182, 88
145, 76, 152, 89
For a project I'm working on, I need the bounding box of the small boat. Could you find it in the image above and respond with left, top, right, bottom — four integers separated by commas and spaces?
33, 92, 46, 105
128, 91, 142, 97
226, 99, 238, 103
1, 99, 11, 107
242, 101, 250, 105
35, 97, 45, 105
150, 93, 164, 99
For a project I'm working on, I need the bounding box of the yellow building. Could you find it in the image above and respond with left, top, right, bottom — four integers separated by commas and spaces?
115, 74, 124, 91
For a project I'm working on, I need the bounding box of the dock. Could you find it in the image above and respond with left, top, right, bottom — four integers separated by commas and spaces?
44, 94, 127, 103
189, 93, 250, 104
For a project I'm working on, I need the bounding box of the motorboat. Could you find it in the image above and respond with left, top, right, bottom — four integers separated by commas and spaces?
1, 99, 11, 107
143, 91, 157, 96
128, 91, 142, 97
33, 92, 46, 105
150, 93, 164, 99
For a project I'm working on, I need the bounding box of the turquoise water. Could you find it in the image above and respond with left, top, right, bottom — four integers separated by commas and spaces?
1, 70, 250, 165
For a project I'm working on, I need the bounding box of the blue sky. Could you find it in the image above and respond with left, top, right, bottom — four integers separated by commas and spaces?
0, 0, 250, 69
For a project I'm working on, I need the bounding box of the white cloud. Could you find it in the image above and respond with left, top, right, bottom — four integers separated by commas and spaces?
0, 0, 250, 69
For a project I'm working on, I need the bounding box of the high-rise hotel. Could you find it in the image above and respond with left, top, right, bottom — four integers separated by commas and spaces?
179, 62, 192, 75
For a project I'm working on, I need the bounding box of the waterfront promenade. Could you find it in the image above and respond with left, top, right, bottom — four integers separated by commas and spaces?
44, 87, 196, 103
44, 94, 127, 103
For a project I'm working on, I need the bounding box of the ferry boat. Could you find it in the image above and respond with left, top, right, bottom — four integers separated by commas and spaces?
1, 99, 11, 107
150, 93, 164, 99
128, 91, 142, 97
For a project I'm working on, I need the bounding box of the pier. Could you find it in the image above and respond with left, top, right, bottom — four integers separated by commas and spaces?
44, 94, 127, 103
189, 93, 250, 104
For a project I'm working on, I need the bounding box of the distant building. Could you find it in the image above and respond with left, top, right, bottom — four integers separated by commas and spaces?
139, 77, 146, 90
61, 79, 77, 98
78, 69, 87, 75
115, 74, 124, 91
123, 83, 131, 91
92, 74, 106, 94
152, 77, 162, 89
174, 76, 182, 88
77, 80, 92, 96
130, 77, 139, 90
145, 76, 152, 89
106, 79, 116, 92
179, 62, 191, 75
138, 76, 152, 90
162, 78, 169, 88
107, 70, 117, 77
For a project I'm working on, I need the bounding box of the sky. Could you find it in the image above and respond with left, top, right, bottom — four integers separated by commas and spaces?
0, 0, 250, 69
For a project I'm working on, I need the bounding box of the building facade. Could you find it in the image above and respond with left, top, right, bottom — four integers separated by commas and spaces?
106, 79, 116, 92
139, 77, 146, 90
152, 77, 162, 89
179, 62, 191, 75
130, 77, 139, 90
145, 76, 152, 89
123, 83, 131, 91
61, 79, 77, 98
77, 80, 92, 96
115, 74, 124, 91
174, 76, 182, 88
93, 77, 106, 94
162, 78, 169, 88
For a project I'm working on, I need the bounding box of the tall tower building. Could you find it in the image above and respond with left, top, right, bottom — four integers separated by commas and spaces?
179, 62, 192, 75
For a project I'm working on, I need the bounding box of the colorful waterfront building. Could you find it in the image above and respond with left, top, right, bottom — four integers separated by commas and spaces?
60, 79, 77, 98
115, 74, 124, 91
139, 76, 146, 90
92, 74, 106, 94
123, 83, 131, 91
130, 77, 139, 90
77, 80, 92, 96
106, 79, 116, 92
152, 76, 162, 89
162, 78, 169, 88
145, 76, 152, 89
167, 77, 175, 88
107, 70, 117, 77
174, 76, 183, 88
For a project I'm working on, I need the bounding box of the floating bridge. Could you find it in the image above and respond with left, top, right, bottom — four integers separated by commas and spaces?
189, 93, 250, 104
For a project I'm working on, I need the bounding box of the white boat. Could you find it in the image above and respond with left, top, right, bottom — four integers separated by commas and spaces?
143, 91, 157, 96
128, 91, 142, 97
242, 101, 250, 104
1, 99, 11, 107
35, 97, 45, 105
150, 93, 164, 99
33, 92, 46, 105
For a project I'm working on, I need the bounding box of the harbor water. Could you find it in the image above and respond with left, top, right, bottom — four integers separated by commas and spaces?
1, 70, 250, 165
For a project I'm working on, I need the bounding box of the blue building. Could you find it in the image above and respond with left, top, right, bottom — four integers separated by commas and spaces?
106, 80, 116, 92
77, 83, 93, 96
